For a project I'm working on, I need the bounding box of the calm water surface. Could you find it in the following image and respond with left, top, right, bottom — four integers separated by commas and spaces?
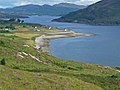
23, 16, 120, 67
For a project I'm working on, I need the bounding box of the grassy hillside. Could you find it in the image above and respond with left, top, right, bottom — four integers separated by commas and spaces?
53, 0, 120, 25
0, 22, 120, 90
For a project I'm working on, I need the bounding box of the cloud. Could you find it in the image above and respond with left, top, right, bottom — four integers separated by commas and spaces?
73, 0, 101, 5
0, 0, 101, 8
14, 1, 32, 6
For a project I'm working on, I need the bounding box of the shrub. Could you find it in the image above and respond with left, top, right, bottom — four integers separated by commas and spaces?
0, 30, 10, 33
115, 67, 120, 70
0, 41, 4, 45
1, 58, 6, 65
67, 66, 77, 70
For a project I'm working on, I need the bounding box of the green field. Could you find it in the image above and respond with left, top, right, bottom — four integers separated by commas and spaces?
0, 22, 120, 90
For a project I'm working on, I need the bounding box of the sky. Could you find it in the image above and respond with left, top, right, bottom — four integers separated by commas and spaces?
0, 0, 101, 8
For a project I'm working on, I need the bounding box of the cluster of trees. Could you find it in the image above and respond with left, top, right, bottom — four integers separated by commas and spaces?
0, 18, 24, 30
0, 30, 10, 33
0, 24, 15, 30
5, 24, 16, 30
9, 18, 24, 23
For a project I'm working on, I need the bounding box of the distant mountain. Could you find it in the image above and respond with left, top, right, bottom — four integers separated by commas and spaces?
0, 12, 27, 18
0, 3, 86, 16
53, 3, 85, 9
53, 0, 120, 25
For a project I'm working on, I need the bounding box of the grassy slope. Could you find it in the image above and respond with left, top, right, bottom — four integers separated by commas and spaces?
0, 22, 120, 90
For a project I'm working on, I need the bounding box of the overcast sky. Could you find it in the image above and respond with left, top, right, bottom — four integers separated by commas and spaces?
0, 0, 101, 8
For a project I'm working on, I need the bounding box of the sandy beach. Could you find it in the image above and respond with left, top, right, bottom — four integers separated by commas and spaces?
35, 31, 94, 54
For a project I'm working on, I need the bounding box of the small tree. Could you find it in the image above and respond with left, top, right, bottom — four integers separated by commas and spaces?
0, 41, 4, 45
17, 18, 21, 23
21, 20, 24, 23
1, 58, 6, 65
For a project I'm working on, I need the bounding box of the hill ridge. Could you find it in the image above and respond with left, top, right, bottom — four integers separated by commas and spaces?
53, 0, 120, 25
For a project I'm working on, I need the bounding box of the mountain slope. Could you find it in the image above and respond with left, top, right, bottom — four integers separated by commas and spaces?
0, 3, 86, 16
53, 3, 85, 9
0, 12, 26, 18
53, 0, 120, 25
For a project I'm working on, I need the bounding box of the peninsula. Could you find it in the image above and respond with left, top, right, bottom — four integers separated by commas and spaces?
0, 21, 120, 90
